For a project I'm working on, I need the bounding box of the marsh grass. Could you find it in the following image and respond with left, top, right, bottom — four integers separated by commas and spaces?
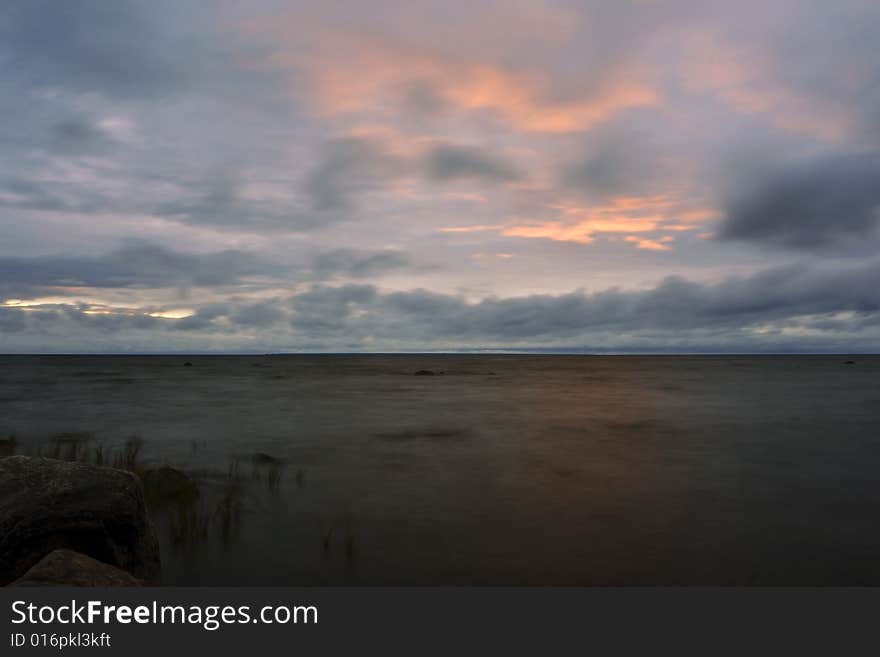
215, 484, 243, 545
228, 457, 241, 481
343, 515, 358, 561
11, 433, 300, 554
266, 464, 283, 492
318, 512, 359, 561
26, 432, 146, 475
112, 435, 144, 473
93, 443, 104, 466
252, 462, 284, 493
45, 431, 93, 461
169, 497, 211, 546
319, 521, 335, 553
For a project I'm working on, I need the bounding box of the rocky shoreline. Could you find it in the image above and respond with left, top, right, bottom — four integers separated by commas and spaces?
0, 456, 160, 587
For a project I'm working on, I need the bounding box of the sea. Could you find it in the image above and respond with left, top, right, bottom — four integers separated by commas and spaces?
1, 354, 878, 585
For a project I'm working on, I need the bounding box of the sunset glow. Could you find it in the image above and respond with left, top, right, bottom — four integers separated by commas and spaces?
1, 0, 879, 352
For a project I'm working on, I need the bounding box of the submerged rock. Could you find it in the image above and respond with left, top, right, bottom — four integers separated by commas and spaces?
252, 452, 281, 465
0, 435, 16, 457
142, 467, 199, 507
10, 549, 142, 587
183, 361, 193, 367
413, 369, 436, 376
0, 456, 161, 585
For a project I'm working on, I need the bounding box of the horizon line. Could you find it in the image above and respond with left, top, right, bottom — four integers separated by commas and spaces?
0, 351, 876, 357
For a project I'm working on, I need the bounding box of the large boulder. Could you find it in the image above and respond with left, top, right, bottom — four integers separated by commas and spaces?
10, 549, 142, 587
0, 456, 160, 585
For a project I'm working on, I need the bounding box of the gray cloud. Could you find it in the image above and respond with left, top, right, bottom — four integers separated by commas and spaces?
422, 144, 520, 183
720, 152, 880, 250
283, 259, 880, 348
0, 241, 276, 291
560, 127, 667, 200
0, 241, 433, 302
2, 0, 880, 354
297, 139, 520, 227
155, 170, 296, 228
305, 137, 405, 214
4, 259, 880, 351
0, 0, 207, 100
309, 249, 417, 280
50, 118, 116, 154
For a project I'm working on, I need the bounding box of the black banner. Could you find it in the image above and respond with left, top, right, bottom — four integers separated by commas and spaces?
1, 588, 876, 655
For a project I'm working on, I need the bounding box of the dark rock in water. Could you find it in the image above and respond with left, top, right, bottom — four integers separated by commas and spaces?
252, 452, 281, 465
183, 361, 193, 367
844, 360, 855, 365
142, 467, 199, 507
52, 431, 92, 444
0, 456, 161, 586
0, 435, 16, 457
413, 369, 436, 376
10, 549, 142, 587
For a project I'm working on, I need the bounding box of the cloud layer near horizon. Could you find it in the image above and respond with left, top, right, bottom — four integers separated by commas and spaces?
2, 0, 880, 352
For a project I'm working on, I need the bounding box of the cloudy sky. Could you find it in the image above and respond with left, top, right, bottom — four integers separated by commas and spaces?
2, 0, 880, 352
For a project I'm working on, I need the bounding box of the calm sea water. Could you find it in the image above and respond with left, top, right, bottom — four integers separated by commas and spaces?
1, 355, 879, 585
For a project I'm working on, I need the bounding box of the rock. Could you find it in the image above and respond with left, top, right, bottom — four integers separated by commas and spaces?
142, 467, 199, 507
413, 369, 436, 376
252, 452, 281, 465
183, 361, 193, 367
10, 549, 142, 587
844, 360, 855, 365
0, 456, 161, 586
0, 435, 16, 457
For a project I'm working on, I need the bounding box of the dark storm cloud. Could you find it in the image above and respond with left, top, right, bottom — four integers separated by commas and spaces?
720, 152, 880, 250
422, 145, 521, 183
0, 241, 276, 290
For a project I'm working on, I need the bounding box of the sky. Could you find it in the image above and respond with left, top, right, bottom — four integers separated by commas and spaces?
1, 0, 880, 353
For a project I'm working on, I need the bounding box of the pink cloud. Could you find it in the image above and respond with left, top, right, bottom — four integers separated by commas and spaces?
247, 14, 658, 134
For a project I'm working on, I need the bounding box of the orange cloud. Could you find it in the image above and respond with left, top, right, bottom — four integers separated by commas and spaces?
625, 236, 674, 251
502, 195, 713, 247
251, 22, 658, 133
504, 195, 667, 243
439, 224, 506, 233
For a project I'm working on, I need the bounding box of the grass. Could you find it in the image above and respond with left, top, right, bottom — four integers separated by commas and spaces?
266, 463, 283, 492
112, 435, 144, 473
169, 497, 211, 546
318, 512, 359, 561
3, 433, 326, 557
